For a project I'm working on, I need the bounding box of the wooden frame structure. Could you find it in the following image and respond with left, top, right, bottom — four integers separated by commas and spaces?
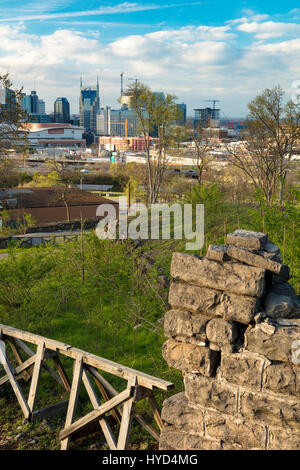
0, 324, 173, 450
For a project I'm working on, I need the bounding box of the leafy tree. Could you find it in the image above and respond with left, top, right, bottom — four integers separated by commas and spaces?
128, 82, 179, 204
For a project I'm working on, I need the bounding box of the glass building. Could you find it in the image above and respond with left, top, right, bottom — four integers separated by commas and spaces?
54, 97, 70, 123
79, 77, 100, 134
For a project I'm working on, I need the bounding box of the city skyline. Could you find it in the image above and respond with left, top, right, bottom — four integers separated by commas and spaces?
0, 1, 299, 117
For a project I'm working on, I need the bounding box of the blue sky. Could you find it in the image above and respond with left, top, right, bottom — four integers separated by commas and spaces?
0, 1, 300, 116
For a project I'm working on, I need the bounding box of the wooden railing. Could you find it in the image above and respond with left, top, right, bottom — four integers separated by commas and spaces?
0, 324, 173, 450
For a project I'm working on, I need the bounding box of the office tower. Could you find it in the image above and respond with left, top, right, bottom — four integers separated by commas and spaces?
30, 91, 39, 114
38, 99, 46, 115
79, 77, 100, 134
176, 103, 187, 126
54, 97, 70, 123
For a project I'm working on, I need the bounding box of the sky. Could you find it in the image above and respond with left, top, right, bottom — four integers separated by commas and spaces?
0, 1, 299, 117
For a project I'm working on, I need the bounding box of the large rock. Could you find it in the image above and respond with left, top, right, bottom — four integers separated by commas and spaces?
169, 281, 259, 324
204, 408, 267, 449
206, 318, 238, 350
227, 245, 288, 277
239, 389, 300, 430
206, 244, 229, 262
164, 309, 210, 345
245, 319, 300, 363
161, 392, 205, 435
226, 229, 268, 250
159, 427, 222, 450
171, 253, 266, 297
268, 425, 300, 450
263, 362, 300, 397
263, 292, 295, 319
218, 350, 269, 391
184, 373, 238, 415
162, 339, 218, 376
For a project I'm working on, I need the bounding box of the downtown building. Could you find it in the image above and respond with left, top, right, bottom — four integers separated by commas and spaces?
54, 97, 70, 123
79, 78, 100, 135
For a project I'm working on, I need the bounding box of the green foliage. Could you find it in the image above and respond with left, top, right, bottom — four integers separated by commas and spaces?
185, 182, 223, 211
247, 185, 300, 289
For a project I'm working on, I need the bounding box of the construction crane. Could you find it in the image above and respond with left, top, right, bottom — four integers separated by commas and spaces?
203, 100, 220, 110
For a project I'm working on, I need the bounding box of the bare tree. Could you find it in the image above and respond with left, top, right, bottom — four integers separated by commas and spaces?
226, 85, 300, 206
189, 123, 214, 185
128, 82, 179, 204
47, 160, 80, 222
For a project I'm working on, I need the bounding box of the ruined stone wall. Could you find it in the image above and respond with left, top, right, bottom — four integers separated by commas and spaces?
159, 230, 300, 450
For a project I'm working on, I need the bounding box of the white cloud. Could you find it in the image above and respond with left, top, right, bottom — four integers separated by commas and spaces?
237, 20, 300, 39
0, 19, 299, 117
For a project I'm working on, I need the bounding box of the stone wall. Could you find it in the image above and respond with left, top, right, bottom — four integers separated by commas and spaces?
160, 229, 300, 450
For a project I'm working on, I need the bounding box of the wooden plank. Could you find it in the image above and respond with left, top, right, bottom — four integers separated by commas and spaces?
0, 355, 36, 386
32, 400, 69, 422
59, 387, 133, 441
147, 393, 164, 431
27, 342, 45, 413
0, 324, 173, 391
99, 417, 117, 450
0, 340, 30, 420
82, 367, 100, 408
52, 355, 71, 393
61, 357, 83, 450
117, 376, 137, 450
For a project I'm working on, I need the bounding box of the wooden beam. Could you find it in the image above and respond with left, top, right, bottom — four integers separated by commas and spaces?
14, 338, 64, 389
82, 367, 100, 408
147, 393, 164, 431
88, 366, 160, 441
52, 355, 71, 393
7, 339, 31, 382
0, 340, 30, 420
117, 376, 137, 450
27, 342, 45, 413
0, 355, 36, 387
59, 387, 133, 441
0, 324, 173, 391
87, 366, 121, 425
99, 417, 117, 450
61, 358, 83, 450
32, 400, 69, 422
82, 367, 117, 450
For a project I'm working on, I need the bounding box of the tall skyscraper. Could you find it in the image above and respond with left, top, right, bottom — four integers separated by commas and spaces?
54, 97, 70, 123
79, 77, 100, 134
30, 90, 38, 114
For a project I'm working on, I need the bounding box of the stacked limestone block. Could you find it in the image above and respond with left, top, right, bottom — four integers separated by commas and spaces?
160, 229, 300, 450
